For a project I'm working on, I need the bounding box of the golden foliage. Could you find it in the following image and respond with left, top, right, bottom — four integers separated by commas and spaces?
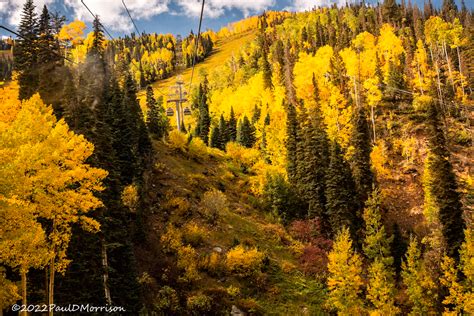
168, 130, 188, 152
225, 245, 264, 276
0, 91, 106, 275
121, 184, 139, 212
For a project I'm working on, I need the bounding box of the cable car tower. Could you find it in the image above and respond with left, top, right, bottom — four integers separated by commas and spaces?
167, 75, 191, 132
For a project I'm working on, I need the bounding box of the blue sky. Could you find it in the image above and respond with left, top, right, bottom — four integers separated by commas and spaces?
0, 0, 470, 38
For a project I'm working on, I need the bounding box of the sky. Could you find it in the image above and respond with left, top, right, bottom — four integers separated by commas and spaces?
0, 0, 471, 38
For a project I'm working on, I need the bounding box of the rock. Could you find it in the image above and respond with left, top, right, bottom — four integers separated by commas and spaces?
212, 246, 222, 253
231, 305, 245, 316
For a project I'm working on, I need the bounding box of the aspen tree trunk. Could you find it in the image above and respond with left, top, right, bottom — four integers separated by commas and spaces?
371, 105, 376, 143
21, 270, 27, 316
456, 46, 465, 99
443, 42, 455, 89
49, 258, 54, 316
101, 236, 112, 305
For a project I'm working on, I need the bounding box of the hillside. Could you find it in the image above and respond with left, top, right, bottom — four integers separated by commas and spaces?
1, 1, 473, 315
137, 139, 326, 314
138, 30, 257, 127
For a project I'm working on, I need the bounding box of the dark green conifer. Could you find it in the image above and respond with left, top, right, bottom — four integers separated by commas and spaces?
228, 106, 238, 141
285, 102, 299, 184
237, 116, 256, 148
350, 105, 374, 208
218, 114, 228, 150
425, 101, 465, 259
146, 85, 169, 138
325, 142, 358, 237
14, 0, 39, 100
209, 126, 220, 149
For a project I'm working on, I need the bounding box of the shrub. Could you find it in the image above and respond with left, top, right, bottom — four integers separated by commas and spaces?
121, 184, 139, 212
186, 293, 212, 314
177, 245, 200, 282
225, 245, 264, 276
182, 221, 208, 247
165, 196, 192, 218
200, 189, 228, 223
189, 137, 209, 160
160, 225, 183, 253
168, 130, 187, 152
226, 142, 260, 168
202, 252, 221, 274
152, 286, 181, 314
298, 245, 330, 277
413, 95, 433, 112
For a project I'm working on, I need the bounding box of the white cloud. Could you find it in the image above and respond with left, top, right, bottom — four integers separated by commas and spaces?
288, 0, 355, 11
1, 0, 276, 32
175, 0, 275, 18
0, 0, 56, 25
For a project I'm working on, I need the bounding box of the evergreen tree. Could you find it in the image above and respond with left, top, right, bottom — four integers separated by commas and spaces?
209, 125, 220, 149
363, 189, 399, 314
425, 101, 465, 259
251, 103, 261, 124
441, 0, 458, 21
14, 0, 39, 100
285, 102, 299, 184
194, 81, 211, 144
327, 227, 364, 315
391, 223, 408, 275
325, 142, 358, 236
382, 0, 400, 25
260, 52, 273, 90
218, 114, 228, 150
146, 85, 169, 138
298, 101, 329, 219
350, 105, 374, 208
228, 106, 237, 142
237, 116, 256, 148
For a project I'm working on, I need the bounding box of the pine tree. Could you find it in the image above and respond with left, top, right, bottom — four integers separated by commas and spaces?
325, 142, 358, 236
298, 102, 329, 219
327, 227, 364, 315
391, 223, 408, 275
285, 102, 299, 184
209, 125, 220, 149
251, 103, 261, 124
194, 82, 211, 144
146, 85, 169, 138
351, 105, 374, 208
218, 114, 228, 150
363, 189, 399, 314
14, 0, 39, 100
237, 116, 256, 148
37, 5, 63, 116
228, 106, 237, 142
425, 101, 465, 259
441, 0, 458, 21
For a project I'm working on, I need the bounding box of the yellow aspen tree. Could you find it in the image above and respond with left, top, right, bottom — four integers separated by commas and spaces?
0, 92, 107, 312
327, 227, 365, 315
0, 268, 20, 311
401, 237, 438, 315
460, 229, 474, 314
363, 190, 400, 315
377, 24, 405, 86
440, 255, 465, 314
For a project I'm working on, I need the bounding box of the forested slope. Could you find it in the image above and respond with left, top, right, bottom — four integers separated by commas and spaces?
0, 0, 473, 315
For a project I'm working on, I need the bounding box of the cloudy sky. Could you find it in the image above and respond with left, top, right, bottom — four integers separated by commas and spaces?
0, 0, 469, 38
